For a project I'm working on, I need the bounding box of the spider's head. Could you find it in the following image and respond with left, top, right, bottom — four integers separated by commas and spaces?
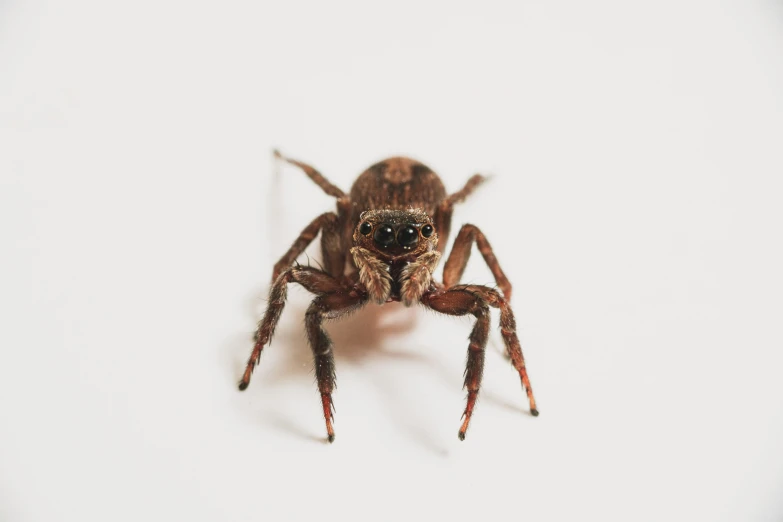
353, 208, 438, 262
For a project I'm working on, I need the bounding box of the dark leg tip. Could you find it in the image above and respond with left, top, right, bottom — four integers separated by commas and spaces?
458, 431, 466, 441
237, 381, 248, 391
327, 434, 335, 443
531, 408, 539, 417
273, 148, 282, 159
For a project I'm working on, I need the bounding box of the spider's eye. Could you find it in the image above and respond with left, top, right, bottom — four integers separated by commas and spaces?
397, 226, 419, 248
421, 224, 434, 238
373, 224, 395, 247
359, 222, 372, 235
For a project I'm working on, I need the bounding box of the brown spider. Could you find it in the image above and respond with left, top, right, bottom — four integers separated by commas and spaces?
239, 150, 538, 442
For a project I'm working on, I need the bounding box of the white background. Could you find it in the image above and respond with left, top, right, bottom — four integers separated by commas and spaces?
2, 1, 782, 521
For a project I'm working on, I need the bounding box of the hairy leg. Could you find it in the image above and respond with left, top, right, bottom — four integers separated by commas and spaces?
239, 266, 367, 441
445, 174, 486, 207
434, 174, 486, 251
442, 224, 512, 300
422, 288, 491, 440
450, 284, 538, 417
274, 149, 346, 198
271, 212, 345, 281
305, 290, 366, 442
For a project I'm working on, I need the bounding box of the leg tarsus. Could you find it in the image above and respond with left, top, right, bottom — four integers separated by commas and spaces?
321, 392, 336, 442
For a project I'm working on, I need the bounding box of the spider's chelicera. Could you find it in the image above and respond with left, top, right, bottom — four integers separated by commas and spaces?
239, 150, 538, 442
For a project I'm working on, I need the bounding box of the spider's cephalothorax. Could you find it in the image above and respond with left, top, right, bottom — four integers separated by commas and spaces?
239, 151, 538, 442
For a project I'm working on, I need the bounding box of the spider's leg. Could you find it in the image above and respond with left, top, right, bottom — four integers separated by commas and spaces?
274, 149, 346, 198
433, 174, 486, 251
305, 291, 366, 442
240, 266, 343, 390
422, 288, 491, 440
445, 174, 486, 208
272, 212, 345, 281
447, 284, 538, 418
442, 224, 512, 300
239, 266, 366, 443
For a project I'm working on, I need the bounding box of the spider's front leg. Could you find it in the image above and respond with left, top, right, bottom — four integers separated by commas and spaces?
239, 265, 367, 442
439, 224, 537, 416
304, 289, 367, 442
422, 288, 491, 440
423, 285, 538, 440
453, 285, 538, 418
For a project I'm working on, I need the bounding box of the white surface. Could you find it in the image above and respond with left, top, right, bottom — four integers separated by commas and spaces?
2, 1, 783, 521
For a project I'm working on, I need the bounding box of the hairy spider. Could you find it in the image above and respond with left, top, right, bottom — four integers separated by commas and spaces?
239, 150, 538, 442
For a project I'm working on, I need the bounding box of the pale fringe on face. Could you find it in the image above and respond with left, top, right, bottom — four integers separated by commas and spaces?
350, 247, 392, 304
400, 250, 441, 307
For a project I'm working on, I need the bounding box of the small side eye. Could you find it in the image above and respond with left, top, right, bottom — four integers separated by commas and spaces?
359, 222, 372, 235
421, 224, 434, 238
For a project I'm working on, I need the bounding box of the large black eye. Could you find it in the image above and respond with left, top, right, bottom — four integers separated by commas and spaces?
421, 224, 434, 238
373, 224, 395, 247
397, 226, 419, 248
359, 222, 372, 235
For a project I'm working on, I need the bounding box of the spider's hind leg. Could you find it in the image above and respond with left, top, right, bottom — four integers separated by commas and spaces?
434, 173, 487, 251
274, 150, 346, 199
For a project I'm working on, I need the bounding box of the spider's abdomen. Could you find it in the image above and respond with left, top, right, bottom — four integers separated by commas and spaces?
349, 157, 447, 223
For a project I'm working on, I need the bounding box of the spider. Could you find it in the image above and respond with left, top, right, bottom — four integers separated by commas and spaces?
239, 150, 538, 442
